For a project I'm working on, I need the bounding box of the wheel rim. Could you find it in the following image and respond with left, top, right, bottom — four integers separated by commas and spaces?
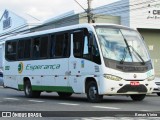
89, 86, 97, 100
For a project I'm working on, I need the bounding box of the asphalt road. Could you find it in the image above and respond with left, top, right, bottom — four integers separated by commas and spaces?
0, 86, 160, 120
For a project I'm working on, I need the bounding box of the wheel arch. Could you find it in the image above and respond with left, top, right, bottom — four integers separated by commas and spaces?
21, 77, 31, 90
23, 77, 31, 84
85, 77, 99, 93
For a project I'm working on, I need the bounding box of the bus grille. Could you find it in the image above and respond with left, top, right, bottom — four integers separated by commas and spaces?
117, 85, 147, 93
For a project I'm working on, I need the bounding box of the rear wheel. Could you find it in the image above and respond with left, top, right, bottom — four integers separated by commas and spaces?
130, 94, 146, 101
157, 93, 160, 96
24, 80, 41, 98
57, 92, 72, 98
86, 81, 103, 103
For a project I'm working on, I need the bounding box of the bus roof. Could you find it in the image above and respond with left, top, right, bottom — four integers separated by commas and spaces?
5, 23, 133, 41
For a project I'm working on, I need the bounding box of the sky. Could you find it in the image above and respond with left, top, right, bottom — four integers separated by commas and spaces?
0, 0, 118, 21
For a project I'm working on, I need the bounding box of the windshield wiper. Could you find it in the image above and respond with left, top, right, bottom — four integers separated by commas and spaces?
128, 45, 145, 65
120, 45, 145, 65
120, 38, 133, 64
120, 47, 127, 64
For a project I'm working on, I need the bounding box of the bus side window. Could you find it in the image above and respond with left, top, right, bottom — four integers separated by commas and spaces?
33, 38, 40, 59
24, 39, 31, 59
40, 36, 48, 58
73, 31, 83, 58
63, 33, 70, 57
54, 34, 64, 57
92, 37, 101, 64
6, 41, 17, 61
50, 35, 55, 58
53, 33, 70, 58
83, 36, 90, 60
18, 40, 24, 59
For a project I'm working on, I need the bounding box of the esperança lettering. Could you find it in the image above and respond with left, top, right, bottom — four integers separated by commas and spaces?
26, 64, 60, 71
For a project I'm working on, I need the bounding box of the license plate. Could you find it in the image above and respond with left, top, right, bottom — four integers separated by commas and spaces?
130, 81, 140, 86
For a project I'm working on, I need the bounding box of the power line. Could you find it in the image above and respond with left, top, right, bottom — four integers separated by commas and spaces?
74, 0, 87, 13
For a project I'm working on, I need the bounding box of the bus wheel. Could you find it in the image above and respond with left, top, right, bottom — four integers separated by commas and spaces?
86, 81, 103, 103
157, 93, 160, 96
24, 81, 41, 98
130, 94, 146, 101
57, 92, 72, 98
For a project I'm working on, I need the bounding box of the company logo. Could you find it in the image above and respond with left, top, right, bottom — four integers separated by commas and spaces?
133, 74, 137, 78
18, 62, 24, 74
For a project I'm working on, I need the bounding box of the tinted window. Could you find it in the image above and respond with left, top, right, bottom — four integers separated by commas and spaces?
55, 34, 64, 57
6, 41, 17, 61
52, 33, 70, 58
32, 37, 40, 59
18, 40, 24, 59
40, 36, 48, 58
73, 31, 83, 58
73, 29, 101, 64
24, 39, 31, 59
50, 35, 55, 58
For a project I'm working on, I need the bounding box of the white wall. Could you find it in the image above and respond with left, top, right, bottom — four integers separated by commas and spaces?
0, 10, 27, 36
93, 0, 130, 27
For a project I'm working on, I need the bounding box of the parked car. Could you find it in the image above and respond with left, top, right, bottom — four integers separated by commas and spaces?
153, 77, 160, 96
0, 69, 3, 86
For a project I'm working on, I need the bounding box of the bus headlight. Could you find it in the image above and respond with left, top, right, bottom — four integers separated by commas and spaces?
104, 74, 122, 81
147, 75, 155, 81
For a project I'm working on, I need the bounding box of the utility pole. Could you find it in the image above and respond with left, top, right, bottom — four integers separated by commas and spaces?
74, 0, 94, 23
87, 0, 93, 23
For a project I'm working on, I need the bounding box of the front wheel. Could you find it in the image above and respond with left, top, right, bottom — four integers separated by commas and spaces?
24, 81, 41, 98
86, 81, 103, 103
130, 94, 146, 101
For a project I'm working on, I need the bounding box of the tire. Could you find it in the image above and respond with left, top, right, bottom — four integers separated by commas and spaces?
24, 80, 41, 98
86, 81, 103, 103
157, 93, 160, 96
130, 94, 146, 101
57, 92, 72, 98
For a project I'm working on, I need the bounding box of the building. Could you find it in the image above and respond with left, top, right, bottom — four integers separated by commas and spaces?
30, 12, 120, 32
0, 9, 42, 69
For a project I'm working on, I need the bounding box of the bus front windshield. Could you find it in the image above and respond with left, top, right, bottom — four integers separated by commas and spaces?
95, 27, 150, 63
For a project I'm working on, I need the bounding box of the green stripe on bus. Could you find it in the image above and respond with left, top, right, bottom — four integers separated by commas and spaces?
18, 85, 74, 93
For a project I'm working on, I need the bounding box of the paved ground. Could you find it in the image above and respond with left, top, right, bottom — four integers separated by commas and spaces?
0, 86, 160, 119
